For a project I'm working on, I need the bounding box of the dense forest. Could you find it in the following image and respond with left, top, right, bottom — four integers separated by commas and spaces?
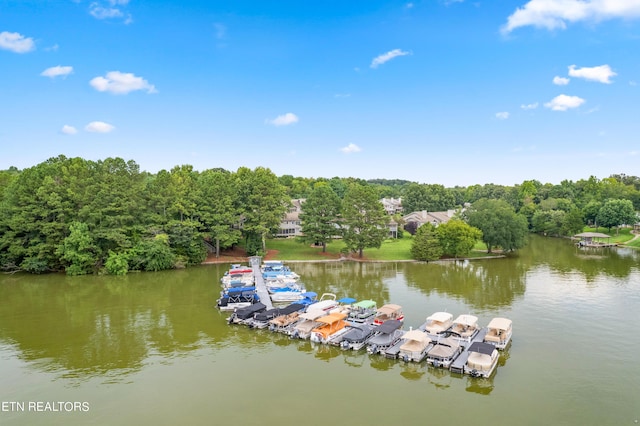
0, 155, 638, 274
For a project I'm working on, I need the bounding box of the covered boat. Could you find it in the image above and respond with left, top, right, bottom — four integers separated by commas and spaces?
464, 341, 499, 378
373, 304, 404, 326
483, 317, 512, 350
367, 319, 404, 355
398, 329, 432, 363
269, 283, 308, 302
291, 310, 326, 339
421, 312, 454, 336
348, 300, 377, 323
426, 336, 462, 369
310, 312, 350, 344
249, 303, 306, 329
227, 302, 267, 325
217, 286, 259, 311
304, 293, 339, 314
339, 323, 376, 351
449, 314, 480, 346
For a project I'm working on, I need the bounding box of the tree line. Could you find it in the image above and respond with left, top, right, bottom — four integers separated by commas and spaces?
1, 156, 638, 274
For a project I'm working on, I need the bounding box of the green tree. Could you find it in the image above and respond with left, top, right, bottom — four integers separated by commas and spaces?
196, 169, 241, 257
57, 221, 98, 275
105, 250, 129, 275
561, 208, 585, 236
531, 210, 565, 236
436, 219, 481, 258
299, 183, 341, 252
236, 167, 288, 254
597, 199, 637, 234
411, 223, 443, 261
465, 199, 528, 253
341, 184, 389, 258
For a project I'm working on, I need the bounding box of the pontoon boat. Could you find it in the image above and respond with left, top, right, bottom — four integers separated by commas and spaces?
483, 317, 512, 350
464, 341, 499, 378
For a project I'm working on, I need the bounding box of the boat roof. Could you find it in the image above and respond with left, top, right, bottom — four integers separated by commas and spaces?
229, 268, 253, 275
300, 292, 317, 299
403, 329, 430, 343
299, 310, 326, 321
453, 314, 478, 326
224, 286, 256, 294
427, 312, 453, 322
487, 317, 512, 331
377, 319, 403, 334
353, 300, 376, 309
468, 341, 497, 355
317, 312, 348, 324
235, 302, 266, 318
377, 304, 403, 314
263, 260, 283, 265
280, 303, 306, 315
337, 297, 357, 305
307, 300, 337, 312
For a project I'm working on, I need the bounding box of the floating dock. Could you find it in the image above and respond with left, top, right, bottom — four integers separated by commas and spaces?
249, 256, 273, 310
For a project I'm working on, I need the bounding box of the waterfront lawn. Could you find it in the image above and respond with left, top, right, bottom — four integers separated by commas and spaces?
265, 237, 415, 261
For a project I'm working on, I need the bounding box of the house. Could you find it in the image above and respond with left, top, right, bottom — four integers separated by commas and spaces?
380, 198, 403, 215
402, 209, 458, 234
275, 199, 305, 237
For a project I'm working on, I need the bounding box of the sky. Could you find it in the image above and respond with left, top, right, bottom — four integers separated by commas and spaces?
1, 0, 639, 187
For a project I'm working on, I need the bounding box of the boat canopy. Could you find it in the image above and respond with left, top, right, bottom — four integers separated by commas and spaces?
377, 304, 402, 315
337, 297, 357, 305
468, 341, 497, 355
486, 317, 512, 331
229, 268, 253, 275
299, 310, 325, 321
353, 300, 377, 309
317, 312, 348, 324
234, 303, 266, 319
377, 319, 403, 334
427, 312, 453, 323
403, 329, 430, 343
428, 337, 460, 356
453, 314, 478, 327
224, 286, 256, 294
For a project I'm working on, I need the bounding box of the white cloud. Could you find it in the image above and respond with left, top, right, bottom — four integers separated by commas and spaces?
340, 143, 362, 154
405, 3, 415, 9
85, 121, 115, 133
0, 31, 35, 53
44, 44, 59, 52
370, 49, 411, 69
41, 65, 73, 78
89, 1, 132, 23
568, 64, 616, 83
213, 23, 226, 39
90, 5, 123, 19
630, 81, 637, 86
553, 76, 570, 85
502, 0, 640, 34
521, 102, 539, 110
265, 113, 299, 126
544, 94, 585, 111
90, 71, 157, 94
61, 125, 78, 135
496, 112, 510, 120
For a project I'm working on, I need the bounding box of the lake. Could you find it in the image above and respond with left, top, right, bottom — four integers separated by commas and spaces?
1, 235, 639, 425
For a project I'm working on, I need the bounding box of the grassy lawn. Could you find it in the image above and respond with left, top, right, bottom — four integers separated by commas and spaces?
265, 237, 415, 261
265, 238, 344, 260
265, 236, 501, 261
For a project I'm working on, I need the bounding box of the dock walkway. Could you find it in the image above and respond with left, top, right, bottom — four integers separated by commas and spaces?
249, 256, 273, 310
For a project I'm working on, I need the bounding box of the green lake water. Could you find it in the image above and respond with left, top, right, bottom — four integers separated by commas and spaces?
1, 235, 639, 425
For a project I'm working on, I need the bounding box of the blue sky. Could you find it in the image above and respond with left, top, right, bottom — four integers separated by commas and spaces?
1, 0, 639, 187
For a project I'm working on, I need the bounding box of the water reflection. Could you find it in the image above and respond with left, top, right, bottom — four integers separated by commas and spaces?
0, 236, 638, 386
465, 376, 494, 396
